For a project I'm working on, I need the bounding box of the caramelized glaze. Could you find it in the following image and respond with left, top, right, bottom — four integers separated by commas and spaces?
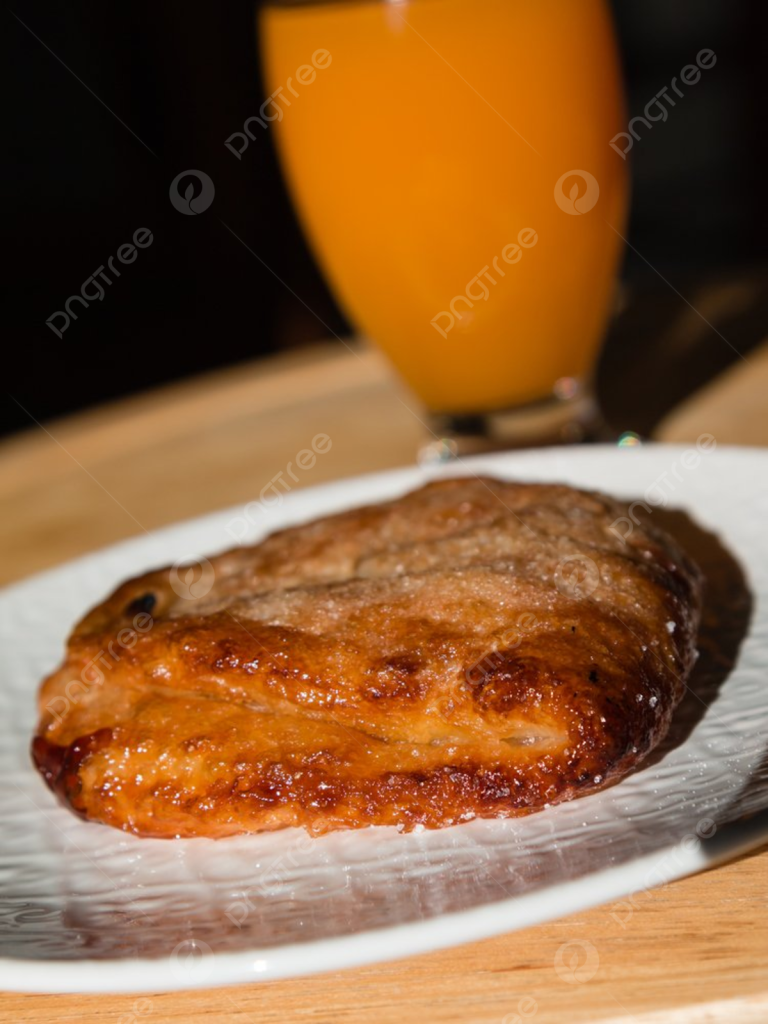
32, 477, 702, 837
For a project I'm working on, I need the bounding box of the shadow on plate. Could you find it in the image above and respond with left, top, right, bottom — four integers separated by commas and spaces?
641, 505, 753, 766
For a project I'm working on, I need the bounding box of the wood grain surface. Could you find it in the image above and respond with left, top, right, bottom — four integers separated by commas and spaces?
1, 339, 767, 1023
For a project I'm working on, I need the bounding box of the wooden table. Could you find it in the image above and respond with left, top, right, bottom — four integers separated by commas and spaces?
2, 340, 767, 1023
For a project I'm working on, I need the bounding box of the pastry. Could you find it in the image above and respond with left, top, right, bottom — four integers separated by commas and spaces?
32, 476, 702, 838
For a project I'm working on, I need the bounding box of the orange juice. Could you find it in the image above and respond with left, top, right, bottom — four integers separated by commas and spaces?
260, 0, 628, 413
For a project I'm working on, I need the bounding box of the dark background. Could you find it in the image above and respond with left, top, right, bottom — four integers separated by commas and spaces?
4, 0, 767, 439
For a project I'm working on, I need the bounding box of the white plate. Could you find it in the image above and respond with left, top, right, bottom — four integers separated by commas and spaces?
1, 445, 767, 993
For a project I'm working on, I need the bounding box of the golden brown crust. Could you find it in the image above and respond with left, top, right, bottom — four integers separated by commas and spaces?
32, 476, 702, 838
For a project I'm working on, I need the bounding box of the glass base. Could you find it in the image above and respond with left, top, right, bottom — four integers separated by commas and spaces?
419, 381, 611, 464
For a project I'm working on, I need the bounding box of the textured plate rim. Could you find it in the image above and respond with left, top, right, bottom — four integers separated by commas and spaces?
1, 816, 766, 994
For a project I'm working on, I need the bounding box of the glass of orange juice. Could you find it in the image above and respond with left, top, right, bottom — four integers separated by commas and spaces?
259, 0, 628, 454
